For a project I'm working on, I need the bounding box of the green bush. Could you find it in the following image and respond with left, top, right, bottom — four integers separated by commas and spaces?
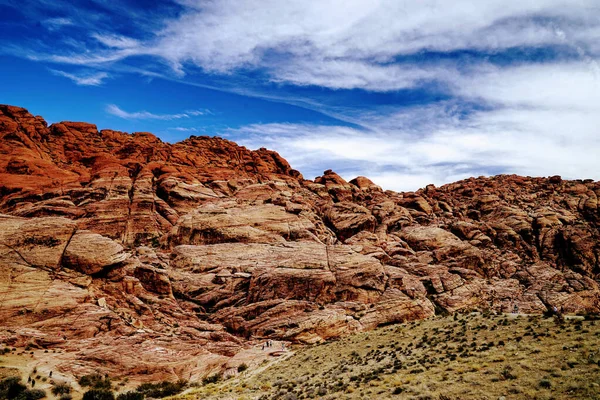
78, 374, 111, 390
202, 373, 222, 385
392, 386, 404, 395
0, 376, 27, 399
16, 389, 47, 400
82, 389, 115, 400
237, 363, 248, 373
136, 380, 187, 398
51, 383, 72, 396
116, 391, 144, 400
539, 379, 552, 389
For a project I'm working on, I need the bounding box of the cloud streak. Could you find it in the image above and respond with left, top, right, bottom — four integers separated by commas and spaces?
105, 104, 207, 120
49, 69, 110, 86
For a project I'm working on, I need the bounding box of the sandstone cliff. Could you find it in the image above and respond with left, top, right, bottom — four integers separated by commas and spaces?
0, 104, 598, 381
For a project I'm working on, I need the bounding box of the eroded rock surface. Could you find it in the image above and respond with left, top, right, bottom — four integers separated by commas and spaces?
1, 104, 599, 382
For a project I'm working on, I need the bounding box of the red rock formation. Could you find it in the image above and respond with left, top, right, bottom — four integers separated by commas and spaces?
0, 104, 598, 382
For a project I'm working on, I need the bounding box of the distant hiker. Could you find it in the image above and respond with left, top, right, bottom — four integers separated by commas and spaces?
553, 306, 558, 315
513, 304, 519, 314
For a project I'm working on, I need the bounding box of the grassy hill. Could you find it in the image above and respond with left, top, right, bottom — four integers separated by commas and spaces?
180, 313, 600, 400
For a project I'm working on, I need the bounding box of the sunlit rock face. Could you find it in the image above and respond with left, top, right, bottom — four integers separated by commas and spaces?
1, 104, 598, 381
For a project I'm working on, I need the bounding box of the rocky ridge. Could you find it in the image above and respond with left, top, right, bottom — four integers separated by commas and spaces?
0, 104, 598, 381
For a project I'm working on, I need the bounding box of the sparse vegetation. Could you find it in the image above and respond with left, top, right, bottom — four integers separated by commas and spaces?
116, 391, 144, 400
82, 389, 114, 400
78, 374, 112, 391
51, 382, 72, 396
174, 313, 600, 399
202, 373, 222, 385
135, 380, 187, 398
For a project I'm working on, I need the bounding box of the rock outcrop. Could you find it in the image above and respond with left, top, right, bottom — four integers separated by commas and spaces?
0, 104, 598, 382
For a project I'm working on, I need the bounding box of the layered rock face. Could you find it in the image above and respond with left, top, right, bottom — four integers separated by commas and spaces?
0, 104, 599, 381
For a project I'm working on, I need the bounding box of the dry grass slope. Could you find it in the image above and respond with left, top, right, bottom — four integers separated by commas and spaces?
180, 313, 600, 400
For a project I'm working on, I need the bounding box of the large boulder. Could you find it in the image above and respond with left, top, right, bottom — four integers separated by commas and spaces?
62, 231, 129, 274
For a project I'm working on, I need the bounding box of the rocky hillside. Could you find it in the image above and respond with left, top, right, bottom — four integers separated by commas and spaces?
0, 104, 598, 381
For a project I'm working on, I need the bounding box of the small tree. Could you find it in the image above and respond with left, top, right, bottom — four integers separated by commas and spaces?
0, 377, 26, 399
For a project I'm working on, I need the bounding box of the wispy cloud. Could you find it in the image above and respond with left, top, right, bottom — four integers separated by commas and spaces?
42, 17, 74, 31
7, 1, 600, 191
49, 69, 110, 86
91, 33, 141, 49
106, 104, 207, 120
24, 1, 600, 91
229, 60, 600, 191
169, 127, 198, 132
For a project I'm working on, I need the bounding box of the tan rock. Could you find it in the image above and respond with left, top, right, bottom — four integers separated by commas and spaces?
62, 231, 129, 274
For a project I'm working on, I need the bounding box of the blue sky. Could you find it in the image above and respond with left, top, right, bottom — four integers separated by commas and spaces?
1, 0, 599, 191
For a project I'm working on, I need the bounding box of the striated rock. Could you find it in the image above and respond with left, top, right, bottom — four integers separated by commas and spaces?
169, 201, 320, 245
324, 202, 376, 242
0, 105, 599, 383
62, 231, 129, 274
0, 215, 76, 269
349, 176, 382, 192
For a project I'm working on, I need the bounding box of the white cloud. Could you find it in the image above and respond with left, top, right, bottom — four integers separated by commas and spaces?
18, 1, 600, 191
49, 69, 109, 86
169, 127, 198, 131
43, 17, 73, 31
229, 61, 600, 191
105, 104, 207, 120
92, 33, 141, 49
271, 59, 454, 91
106, 105, 187, 120
32, 1, 600, 91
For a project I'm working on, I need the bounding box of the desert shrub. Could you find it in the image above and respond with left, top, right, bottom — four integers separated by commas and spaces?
82, 389, 114, 400
237, 363, 248, 373
78, 374, 111, 390
16, 389, 46, 400
116, 391, 144, 400
59, 395, 72, 400
0, 376, 27, 399
136, 380, 187, 398
51, 382, 72, 395
500, 366, 517, 380
202, 373, 223, 385
539, 379, 552, 389
392, 386, 404, 395
553, 314, 565, 326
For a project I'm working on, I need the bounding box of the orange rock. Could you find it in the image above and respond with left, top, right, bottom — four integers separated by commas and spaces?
0, 104, 599, 383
